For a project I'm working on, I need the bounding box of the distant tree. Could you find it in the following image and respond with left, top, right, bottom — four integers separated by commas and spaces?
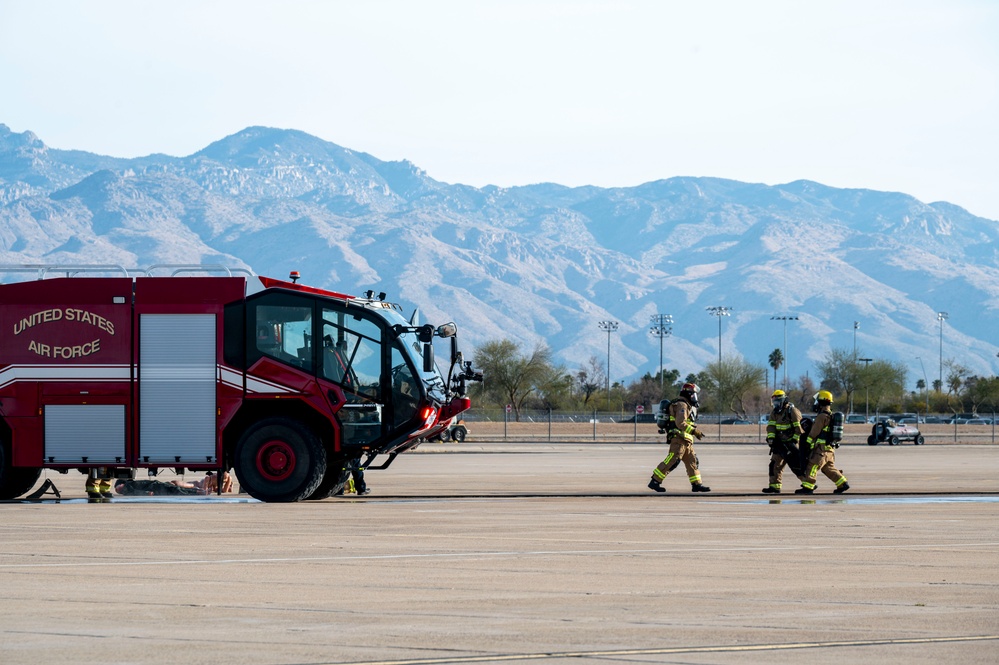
700, 357, 767, 417
535, 365, 574, 410
575, 356, 604, 407
768, 348, 784, 389
472, 339, 554, 421
626, 374, 664, 411
815, 348, 862, 411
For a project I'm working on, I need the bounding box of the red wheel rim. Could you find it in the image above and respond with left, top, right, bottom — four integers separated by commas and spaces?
255, 439, 296, 481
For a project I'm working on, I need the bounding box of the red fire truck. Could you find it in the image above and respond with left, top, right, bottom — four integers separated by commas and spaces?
0, 265, 479, 502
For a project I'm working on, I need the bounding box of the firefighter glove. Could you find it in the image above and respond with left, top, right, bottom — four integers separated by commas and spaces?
693, 428, 705, 440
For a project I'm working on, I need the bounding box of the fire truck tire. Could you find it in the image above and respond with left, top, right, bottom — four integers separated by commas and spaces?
0, 445, 42, 500
440, 428, 452, 442
451, 426, 467, 442
306, 454, 350, 500
889, 435, 900, 446
234, 418, 328, 502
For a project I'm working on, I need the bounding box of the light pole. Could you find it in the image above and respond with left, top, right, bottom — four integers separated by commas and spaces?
917, 356, 929, 416
859, 357, 873, 421
598, 320, 619, 405
937, 311, 948, 391
706, 306, 731, 364
771, 315, 798, 390
649, 314, 673, 392
853, 321, 859, 360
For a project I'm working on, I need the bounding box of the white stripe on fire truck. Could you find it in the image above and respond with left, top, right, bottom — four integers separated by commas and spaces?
0, 364, 132, 389
217, 365, 294, 394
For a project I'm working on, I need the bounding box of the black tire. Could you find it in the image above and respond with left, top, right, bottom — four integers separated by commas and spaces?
451, 426, 467, 442
867, 436, 877, 446
0, 441, 42, 500
889, 435, 900, 446
440, 428, 452, 442
914, 435, 925, 445
234, 418, 327, 502
307, 453, 350, 500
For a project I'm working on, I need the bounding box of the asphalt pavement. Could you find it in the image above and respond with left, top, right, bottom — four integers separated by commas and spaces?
1, 442, 997, 665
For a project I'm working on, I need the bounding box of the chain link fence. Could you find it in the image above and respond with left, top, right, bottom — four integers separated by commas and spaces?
455, 408, 998, 444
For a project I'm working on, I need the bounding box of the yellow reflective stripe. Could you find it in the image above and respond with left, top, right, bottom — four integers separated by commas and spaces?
653, 469, 666, 480
802, 481, 816, 489
689, 475, 700, 483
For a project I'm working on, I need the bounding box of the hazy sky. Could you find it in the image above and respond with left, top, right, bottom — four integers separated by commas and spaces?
3, 0, 998, 220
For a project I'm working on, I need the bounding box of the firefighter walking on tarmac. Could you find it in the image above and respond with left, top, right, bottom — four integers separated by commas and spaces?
648, 383, 711, 493
796, 390, 850, 494
763, 389, 804, 494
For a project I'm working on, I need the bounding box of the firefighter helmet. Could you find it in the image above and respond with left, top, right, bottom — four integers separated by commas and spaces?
771, 389, 787, 411
680, 382, 700, 408
812, 390, 834, 410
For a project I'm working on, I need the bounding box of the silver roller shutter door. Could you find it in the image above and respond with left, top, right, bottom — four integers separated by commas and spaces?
45, 404, 126, 464
139, 314, 217, 463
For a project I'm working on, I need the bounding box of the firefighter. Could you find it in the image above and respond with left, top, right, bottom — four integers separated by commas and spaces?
648, 383, 711, 493
336, 458, 369, 495
762, 389, 804, 494
85, 468, 113, 499
796, 390, 850, 494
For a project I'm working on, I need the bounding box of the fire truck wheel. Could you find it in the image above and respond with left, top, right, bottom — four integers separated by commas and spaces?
234, 418, 328, 502
451, 426, 467, 442
440, 428, 452, 442
306, 454, 351, 500
0, 444, 42, 500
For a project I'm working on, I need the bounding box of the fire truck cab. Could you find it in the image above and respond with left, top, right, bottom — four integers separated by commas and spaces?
0, 266, 478, 502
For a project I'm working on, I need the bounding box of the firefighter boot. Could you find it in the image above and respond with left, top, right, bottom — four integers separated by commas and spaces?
833, 482, 851, 494
762, 486, 781, 494
85, 481, 102, 500
99, 480, 114, 499
648, 479, 666, 493
690, 483, 711, 492
795, 487, 814, 495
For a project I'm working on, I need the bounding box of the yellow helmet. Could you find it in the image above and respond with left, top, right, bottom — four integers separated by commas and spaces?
771, 389, 787, 410
772, 389, 786, 397
813, 390, 834, 406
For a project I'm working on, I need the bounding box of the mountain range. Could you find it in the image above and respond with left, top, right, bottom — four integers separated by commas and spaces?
2, 122, 998, 387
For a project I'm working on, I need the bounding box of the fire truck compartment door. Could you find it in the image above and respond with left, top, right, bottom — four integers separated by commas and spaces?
139, 314, 216, 463
44, 404, 126, 464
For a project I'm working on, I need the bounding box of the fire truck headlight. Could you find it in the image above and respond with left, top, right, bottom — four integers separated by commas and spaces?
420, 406, 438, 429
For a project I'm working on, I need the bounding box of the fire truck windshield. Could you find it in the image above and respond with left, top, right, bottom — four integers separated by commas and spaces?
375, 308, 448, 403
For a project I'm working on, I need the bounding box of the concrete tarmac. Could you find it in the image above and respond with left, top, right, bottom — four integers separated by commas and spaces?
2, 441, 998, 665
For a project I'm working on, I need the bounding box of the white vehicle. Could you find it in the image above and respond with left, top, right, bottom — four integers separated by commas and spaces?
868, 419, 924, 446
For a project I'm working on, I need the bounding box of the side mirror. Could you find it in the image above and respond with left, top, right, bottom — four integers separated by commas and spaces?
436, 322, 457, 339
423, 343, 435, 373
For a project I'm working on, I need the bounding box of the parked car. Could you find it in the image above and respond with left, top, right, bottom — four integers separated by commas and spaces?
868, 419, 924, 446
720, 418, 752, 425
845, 414, 868, 424
960, 418, 993, 425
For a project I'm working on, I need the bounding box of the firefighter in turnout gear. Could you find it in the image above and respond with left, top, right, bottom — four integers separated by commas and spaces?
648, 383, 711, 493
796, 390, 850, 494
763, 389, 804, 494
85, 468, 113, 500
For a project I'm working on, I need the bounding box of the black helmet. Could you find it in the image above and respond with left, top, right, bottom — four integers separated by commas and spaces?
680, 382, 700, 408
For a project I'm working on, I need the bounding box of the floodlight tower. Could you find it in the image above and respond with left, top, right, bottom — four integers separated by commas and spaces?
706, 306, 731, 364
649, 314, 673, 391
598, 320, 619, 404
